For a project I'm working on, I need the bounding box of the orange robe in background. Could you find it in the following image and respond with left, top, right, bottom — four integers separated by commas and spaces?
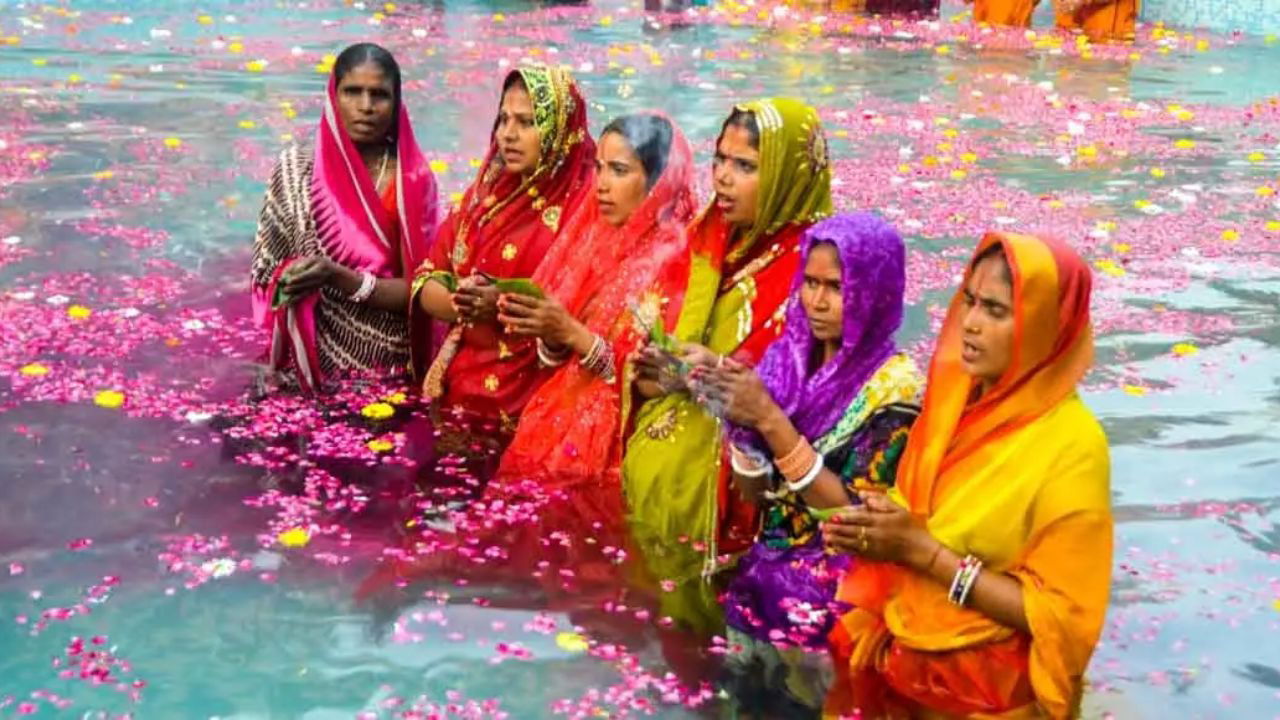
973, 0, 1137, 42
1056, 0, 1137, 42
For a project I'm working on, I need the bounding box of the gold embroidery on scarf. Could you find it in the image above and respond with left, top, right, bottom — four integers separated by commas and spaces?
645, 406, 680, 441
484, 374, 500, 392
501, 243, 518, 261
807, 123, 829, 172
542, 206, 562, 232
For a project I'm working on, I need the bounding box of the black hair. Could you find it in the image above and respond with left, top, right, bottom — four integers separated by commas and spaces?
502, 70, 528, 94
720, 107, 761, 149
333, 43, 402, 125
971, 241, 1012, 284
601, 114, 674, 190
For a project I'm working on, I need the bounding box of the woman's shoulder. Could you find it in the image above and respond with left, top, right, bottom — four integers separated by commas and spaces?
269, 141, 314, 177
1027, 393, 1111, 513
865, 353, 926, 410
1035, 392, 1109, 453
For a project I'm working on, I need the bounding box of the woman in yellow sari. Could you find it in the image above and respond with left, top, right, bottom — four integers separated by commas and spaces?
970, 0, 1137, 42
822, 232, 1112, 719
623, 98, 832, 639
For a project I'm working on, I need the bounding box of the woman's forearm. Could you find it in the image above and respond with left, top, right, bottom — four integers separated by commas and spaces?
910, 538, 1030, 634
327, 266, 417, 315
416, 277, 459, 322
753, 405, 850, 508
634, 379, 665, 399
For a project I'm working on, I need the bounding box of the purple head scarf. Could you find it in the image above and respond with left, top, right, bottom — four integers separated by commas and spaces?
729, 212, 906, 456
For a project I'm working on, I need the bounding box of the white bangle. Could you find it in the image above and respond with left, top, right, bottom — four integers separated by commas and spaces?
958, 558, 984, 607
349, 270, 377, 303
729, 444, 770, 478
536, 338, 570, 367
786, 453, 824, 494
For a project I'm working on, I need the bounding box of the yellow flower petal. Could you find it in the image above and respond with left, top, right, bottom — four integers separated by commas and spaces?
19, 363, 49, 377
228, 41, 244, 54
93, 170, 114, 180
197, 14, 214, 25
385, 392, 408, 405
67, 305, 92, 319
1123, 384, 1148, 397
277, 527, 311, 548
238, 120, 256, 129
164, 137, 182, 149
429, 160, 449, 174
367, 438, 394, 453
1221, 229, 1240, 242
1247, 151, 1266, 163
555, 632, 589, 653
1149, 167, 1165, 178
1257, 186, 1275, 197
1266, 221, 1280, 233
245, 59, 267, 73
1171, 343, 1199, 357
1174, 139, 1196, 149
93, 390, 125, 409
361, 402, 396, 420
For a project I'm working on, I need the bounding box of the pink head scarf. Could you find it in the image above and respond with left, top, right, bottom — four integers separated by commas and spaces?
258, 62, 439, 392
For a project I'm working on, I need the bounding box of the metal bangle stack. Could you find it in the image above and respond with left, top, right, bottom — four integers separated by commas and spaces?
580, 334, 616, 384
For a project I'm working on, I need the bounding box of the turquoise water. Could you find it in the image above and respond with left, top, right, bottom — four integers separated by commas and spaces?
3, 1, 1280, 717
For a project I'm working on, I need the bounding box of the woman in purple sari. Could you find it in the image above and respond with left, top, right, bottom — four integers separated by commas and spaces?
701, 212, 923, 717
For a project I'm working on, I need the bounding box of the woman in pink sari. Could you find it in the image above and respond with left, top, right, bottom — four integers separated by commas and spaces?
250, 43, 439, 392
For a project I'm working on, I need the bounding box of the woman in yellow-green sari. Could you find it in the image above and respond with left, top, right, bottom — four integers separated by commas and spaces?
624, 98, 833, 638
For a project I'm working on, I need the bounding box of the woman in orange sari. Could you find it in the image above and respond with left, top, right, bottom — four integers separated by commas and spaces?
409, 65, 596, 423
822, 232, 1113, 719
970, 0, 1137, 42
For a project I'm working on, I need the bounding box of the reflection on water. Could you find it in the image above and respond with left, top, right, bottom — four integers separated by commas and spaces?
3, 0, 1280, 717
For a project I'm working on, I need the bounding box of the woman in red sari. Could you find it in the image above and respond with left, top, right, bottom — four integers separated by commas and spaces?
409, 65, 596, 423
251, 43, 439, 392
471, 113, 696, 588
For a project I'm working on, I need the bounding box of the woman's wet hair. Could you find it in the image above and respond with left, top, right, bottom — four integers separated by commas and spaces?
971, 240, 1012, 284
601, 114, 674, 190
721, 107, 761, 149
333, 43, 402, 137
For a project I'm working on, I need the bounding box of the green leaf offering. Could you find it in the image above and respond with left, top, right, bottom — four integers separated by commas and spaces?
432, 271, 458, 293
493, 277, 545, 299
271, 284, 290, 310
807, 506, 845, 522
648, 313, 679, 354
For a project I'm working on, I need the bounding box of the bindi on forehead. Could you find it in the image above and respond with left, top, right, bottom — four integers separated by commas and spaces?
968, 258, 1013, 306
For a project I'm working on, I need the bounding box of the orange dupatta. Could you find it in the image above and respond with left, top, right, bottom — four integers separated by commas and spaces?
827, 232, 1113, 719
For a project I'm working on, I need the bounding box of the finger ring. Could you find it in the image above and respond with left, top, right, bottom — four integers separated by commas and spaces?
860, 536, 869, 552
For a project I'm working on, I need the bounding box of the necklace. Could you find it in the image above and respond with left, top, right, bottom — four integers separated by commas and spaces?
373, 147, 391, 192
